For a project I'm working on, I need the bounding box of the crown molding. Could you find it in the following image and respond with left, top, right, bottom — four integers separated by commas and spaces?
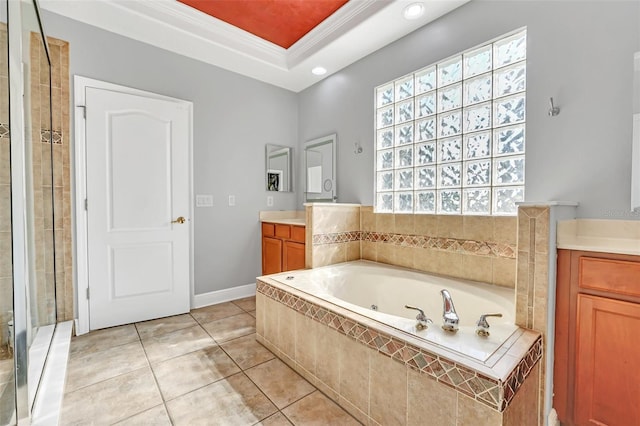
286, 0, 391, 68
39, 0, 470, 92
120, 0, 288, 68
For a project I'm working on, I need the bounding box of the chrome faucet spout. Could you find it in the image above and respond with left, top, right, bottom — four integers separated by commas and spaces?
440, 289, 459, 333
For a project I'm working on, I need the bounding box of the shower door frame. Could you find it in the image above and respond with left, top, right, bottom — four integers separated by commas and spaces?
8, 1, 29, 418
8, 0, 32, 419
8, 0, 56, 422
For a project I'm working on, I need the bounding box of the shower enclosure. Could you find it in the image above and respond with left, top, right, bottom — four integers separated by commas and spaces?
2, 0, 63, 423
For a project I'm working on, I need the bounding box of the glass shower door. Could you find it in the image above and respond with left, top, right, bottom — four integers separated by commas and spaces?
5, 0, 57, 423
22, 1, 57, 408
0, 1, 15, 423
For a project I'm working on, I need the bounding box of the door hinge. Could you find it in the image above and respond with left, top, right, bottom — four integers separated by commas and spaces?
79, 105, 86, 119
86, 287, 90, 300
84, 198, 88, 211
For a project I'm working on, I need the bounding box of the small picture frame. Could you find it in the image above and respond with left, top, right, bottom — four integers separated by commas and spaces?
267, 170, 282, 191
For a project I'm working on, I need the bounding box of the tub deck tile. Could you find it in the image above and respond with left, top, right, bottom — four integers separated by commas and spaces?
257, 277, 543, 414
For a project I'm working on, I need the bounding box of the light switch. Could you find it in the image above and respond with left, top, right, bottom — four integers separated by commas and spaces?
228, 195, 236, 206
195, 194, 213, 207
267, 196, 273, 207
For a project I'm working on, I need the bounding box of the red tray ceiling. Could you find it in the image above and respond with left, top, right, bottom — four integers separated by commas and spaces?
178, 0, 349, 49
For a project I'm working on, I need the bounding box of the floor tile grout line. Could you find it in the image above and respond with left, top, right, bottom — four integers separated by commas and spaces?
62, 364, 150, 397
68, 335, 140, 359
159, 370, 249, 406
239, 358, 318, 415
66, 337, 143, 369
139, 322, 219, 365
195, 311, 257, 330
145, 341, 221, 367
135, 324, 173, 423
63, 297, 362, 425
217, 342, 276, 373
135, 316, 200, 341
249, 410, 292, 426
128, 321, 174, 425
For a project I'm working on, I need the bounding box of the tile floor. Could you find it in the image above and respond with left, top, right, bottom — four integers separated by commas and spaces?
60, 296, 361, 425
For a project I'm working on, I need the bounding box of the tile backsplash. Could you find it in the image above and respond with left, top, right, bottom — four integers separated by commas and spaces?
306, 204, 517, 288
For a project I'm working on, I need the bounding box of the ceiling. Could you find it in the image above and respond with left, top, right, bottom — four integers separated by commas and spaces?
177, 0, 349, 49
40, 0, 470, 92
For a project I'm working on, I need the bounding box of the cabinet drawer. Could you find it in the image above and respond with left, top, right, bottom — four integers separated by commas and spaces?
262, 222, 275, 237
275, 224, 291, 239
291, 226, 305, 243
579, 257, 640, 298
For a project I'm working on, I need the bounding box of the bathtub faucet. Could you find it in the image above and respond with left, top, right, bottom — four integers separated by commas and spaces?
405, 305, 432, 330
440, 289, 459, 333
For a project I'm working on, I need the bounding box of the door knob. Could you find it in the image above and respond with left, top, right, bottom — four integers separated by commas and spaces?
171, 216, 186, 224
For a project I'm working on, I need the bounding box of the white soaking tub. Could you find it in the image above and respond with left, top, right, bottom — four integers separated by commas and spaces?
267, 260, 518, 362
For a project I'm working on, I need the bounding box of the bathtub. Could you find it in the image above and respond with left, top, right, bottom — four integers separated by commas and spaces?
256, 260, 543, 422
267, 260, 517, 362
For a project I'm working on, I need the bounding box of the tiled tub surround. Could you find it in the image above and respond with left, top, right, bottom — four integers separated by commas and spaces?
305, 204, 518, 288
305, 203, 362, 268
513, 203, 577, 425
256, 273, 542, 425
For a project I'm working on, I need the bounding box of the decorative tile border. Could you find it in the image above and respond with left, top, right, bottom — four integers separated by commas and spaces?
501, 337, 543, 409
41, 129, 63, 145
0, 123, 9, 138
312, 231, 516, 259
258, 279, 542, 412
312, 231, 362, 244
0, 125, 63, 144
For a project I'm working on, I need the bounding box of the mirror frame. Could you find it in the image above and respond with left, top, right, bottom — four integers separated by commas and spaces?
265, 144, 293, 192
304, 133, 337, 202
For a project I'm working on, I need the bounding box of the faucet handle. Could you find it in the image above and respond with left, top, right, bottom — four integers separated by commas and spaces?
476, 313, 503, 336
405, 305, 432, 330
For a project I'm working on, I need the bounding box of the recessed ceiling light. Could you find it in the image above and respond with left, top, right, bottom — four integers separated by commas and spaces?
312, 66, 327, 76
403, 2, 425, 20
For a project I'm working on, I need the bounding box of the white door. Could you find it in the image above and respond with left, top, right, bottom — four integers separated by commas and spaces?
85, 87, 190, 330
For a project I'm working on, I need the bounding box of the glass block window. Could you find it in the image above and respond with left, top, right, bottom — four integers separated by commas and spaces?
374, 29, 526, 215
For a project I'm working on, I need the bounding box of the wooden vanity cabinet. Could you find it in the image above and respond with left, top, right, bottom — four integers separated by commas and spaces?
261, 222, 305, 275
555, 250, 640, 426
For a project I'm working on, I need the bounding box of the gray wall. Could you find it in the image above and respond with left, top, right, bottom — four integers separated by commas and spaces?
41, 0, 640, 299
298, 0, 640, 219
42, 11, 299, 295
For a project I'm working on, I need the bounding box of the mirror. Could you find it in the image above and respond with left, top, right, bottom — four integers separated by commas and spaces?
265, 144, 293, 192
304, 133, 337, 202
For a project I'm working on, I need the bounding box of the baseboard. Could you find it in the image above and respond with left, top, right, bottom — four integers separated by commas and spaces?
192, 282, 256, 309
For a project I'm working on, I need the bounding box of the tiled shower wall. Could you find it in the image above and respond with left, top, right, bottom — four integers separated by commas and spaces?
0, 25, 10, 349
29, 34, 72, 323
51, 37, 72, 322
306, 204, 518, 288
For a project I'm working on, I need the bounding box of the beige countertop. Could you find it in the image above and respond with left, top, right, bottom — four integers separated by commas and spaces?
259, 210, 305, 226
557, 219, 640, 256
262, 218, 305, 226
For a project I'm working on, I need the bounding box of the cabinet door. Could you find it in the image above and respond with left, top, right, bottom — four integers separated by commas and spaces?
262, 237, 282, 275
283, 241, 305, 271
575, 294, 640, 426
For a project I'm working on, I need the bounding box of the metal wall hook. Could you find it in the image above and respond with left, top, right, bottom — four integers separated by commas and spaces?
548, 97, 560, 116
